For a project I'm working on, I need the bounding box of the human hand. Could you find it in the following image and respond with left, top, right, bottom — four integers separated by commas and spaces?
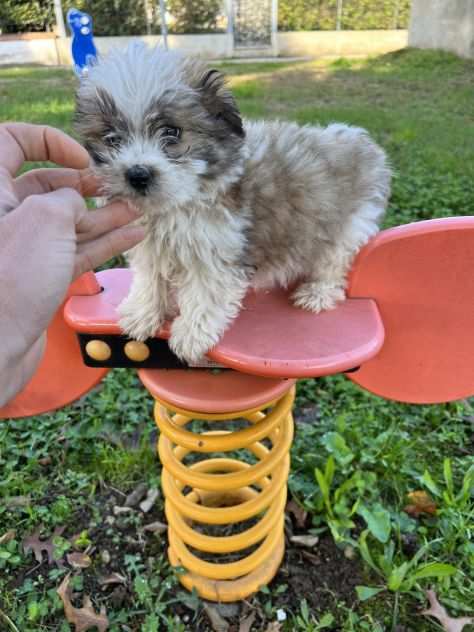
0, 123, 145, 405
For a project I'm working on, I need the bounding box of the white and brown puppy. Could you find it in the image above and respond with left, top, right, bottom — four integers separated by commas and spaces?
74, 42, 391, 363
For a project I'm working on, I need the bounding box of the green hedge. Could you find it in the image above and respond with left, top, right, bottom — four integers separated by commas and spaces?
0, 0, 150, 35
278, 0, 337, 31
67, 0, 152, 36
166, 0, 223, 33
0, 0, 53, 33
0, 0, 410, 35
278, 0, 411, 31
0, 0, 221, 35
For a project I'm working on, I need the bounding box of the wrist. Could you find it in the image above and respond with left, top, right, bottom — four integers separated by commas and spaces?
0, 334, 45, 407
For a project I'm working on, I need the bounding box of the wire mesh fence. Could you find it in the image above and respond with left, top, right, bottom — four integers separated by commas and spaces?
279, 0, 410, 32
0, 0, 410, 36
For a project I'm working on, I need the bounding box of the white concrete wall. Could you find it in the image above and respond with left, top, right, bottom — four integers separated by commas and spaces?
409, 0, 474, 59
0, 30, 408, 67
97, 33, 232, 59
278, 30, 408, 57
0, 38, 60, 66
55, 33, 232, 65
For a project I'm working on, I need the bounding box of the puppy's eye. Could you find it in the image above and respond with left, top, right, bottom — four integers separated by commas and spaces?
92, 152, 107, 165
163, 126, 181, 140
103, 133, 122, 149
85, 142, 108, 165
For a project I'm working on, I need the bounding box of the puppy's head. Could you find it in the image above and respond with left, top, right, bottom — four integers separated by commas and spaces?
74, 42, 245, 210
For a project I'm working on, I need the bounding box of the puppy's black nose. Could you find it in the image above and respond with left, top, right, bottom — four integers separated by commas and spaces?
126, 165, 154, 193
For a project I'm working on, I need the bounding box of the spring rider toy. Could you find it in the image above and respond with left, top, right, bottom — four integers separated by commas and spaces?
2, 11, 473, 601
1, 216, 473, 602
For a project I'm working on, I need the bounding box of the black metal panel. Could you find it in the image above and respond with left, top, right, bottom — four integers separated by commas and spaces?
77, 334, 225, 370
77, 334, 361, 375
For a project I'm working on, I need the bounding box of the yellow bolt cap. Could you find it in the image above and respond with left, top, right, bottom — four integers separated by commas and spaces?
124, 341, 150, 362
85, 340, 112, 362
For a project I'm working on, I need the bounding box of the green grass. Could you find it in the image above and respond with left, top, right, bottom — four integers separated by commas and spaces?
0, 49, 473, 632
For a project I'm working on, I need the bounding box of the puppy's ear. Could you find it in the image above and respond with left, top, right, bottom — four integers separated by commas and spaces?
74, 86, 129, 140
198, 69, 245, 138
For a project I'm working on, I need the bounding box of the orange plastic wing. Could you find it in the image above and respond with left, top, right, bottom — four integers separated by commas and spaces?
347, 217, 474, 403
0, 272, 109, 419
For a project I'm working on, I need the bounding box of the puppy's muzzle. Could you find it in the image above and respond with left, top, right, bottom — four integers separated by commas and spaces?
126, 165, 155, 194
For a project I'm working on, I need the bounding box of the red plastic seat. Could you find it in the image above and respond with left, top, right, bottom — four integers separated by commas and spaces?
64, 268, 384, 379
348, 217, 474, 403
210, 290, 383, 378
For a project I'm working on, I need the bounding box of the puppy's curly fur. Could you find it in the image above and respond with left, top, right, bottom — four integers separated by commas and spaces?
74, 42, 391, 363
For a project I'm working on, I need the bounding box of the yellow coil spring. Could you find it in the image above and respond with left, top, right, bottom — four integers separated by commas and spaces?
153, 386, 295, 602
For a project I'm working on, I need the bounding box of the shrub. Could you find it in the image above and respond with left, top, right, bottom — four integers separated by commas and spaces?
0, 0, 222, 36
0, 0, 410, 35
278, 0, 338, 32
0, 0, 53, 33
342, 0, 411, 29
61, 0, 152, 37
166, 0, 223, 33
278, 0, 411, 31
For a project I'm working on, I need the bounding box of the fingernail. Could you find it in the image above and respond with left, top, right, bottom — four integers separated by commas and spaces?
125, 199, 143, 216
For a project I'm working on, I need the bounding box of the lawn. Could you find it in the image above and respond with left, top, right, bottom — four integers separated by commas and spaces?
0, 49, 473, 632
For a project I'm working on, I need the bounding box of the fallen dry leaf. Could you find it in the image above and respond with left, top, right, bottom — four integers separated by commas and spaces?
23, 526, 65, 565
239, 611, 256, 632
142, 521, 167, 535
422, 590, 473, 632
5, 495, 30, 509
109, 585, 128, 608
124, 483, 148, 508
215, 603, 239, 618
99, 573, 127, 589
67, 552, 92, 569
286, 499, 308, 528
113, 506, 134, 516
404, 491, 437, 517
139, 487, 160, 513
203, 602, 230, 632
264, 623, 282, 632
301, 549, 320, 564
57, 573, 109, 632
290, 534, 319, 548
0, 530, 16, 545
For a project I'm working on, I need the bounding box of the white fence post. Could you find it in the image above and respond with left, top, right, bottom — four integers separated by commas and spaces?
145, 0, 153, 35
271, 0, 278, 55
158, 0, 168, 49
336, 0, 343, 31
393, 0, 400, 29
53, 0, 67, 38
226, 0, 234, 57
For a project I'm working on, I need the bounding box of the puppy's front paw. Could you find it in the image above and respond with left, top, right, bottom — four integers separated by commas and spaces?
169, 317, 219, 364
117, 297, 164, 342
292, 281, 345, 313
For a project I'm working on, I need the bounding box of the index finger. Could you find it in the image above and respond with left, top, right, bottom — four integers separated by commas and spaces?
0, 123, 90, 176
14, 167, 102, 201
